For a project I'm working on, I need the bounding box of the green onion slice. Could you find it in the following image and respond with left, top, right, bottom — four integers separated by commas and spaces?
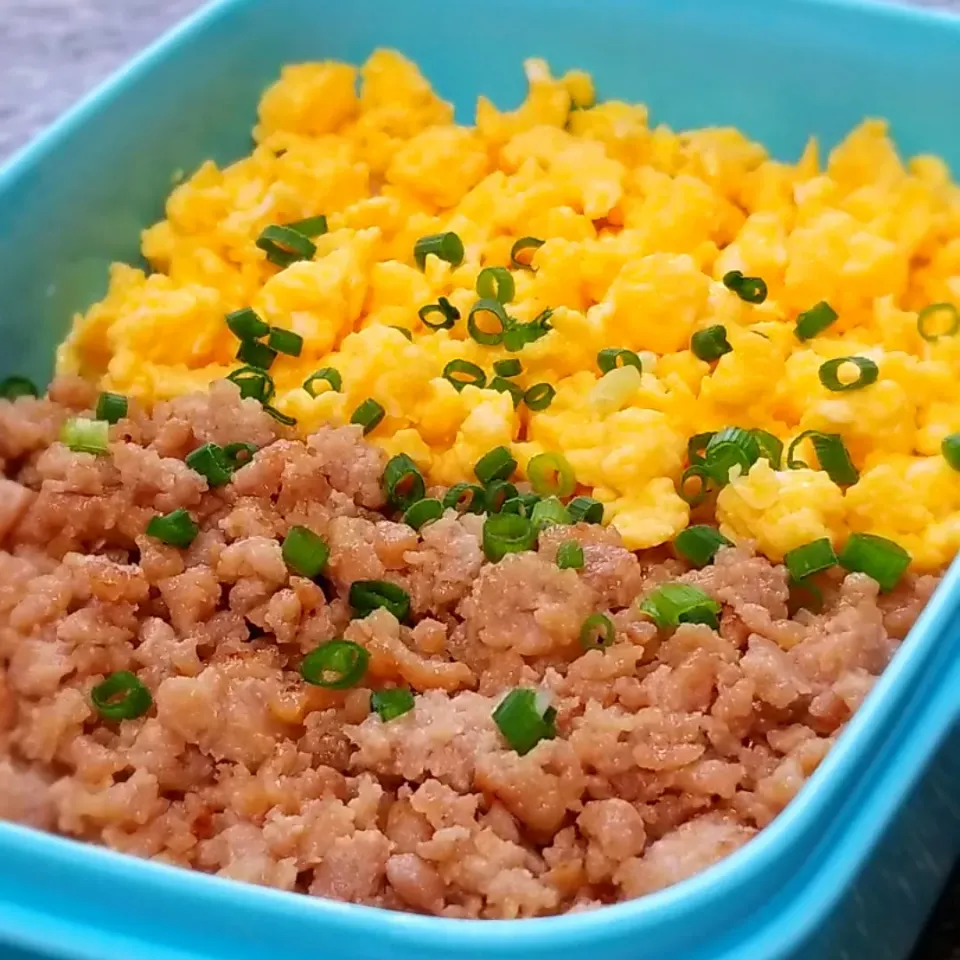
484, 480, 519, 513
673, 525, 732, 567
527, 452, 576, 498
185, 442, 233, 487
639, 582, 722, 630
691, 325, 732, 362
264, 405, 296, 427
703, 427, 761, 486
442, 482, 486, 514
722, 270, 767, 304
287, 215, 328, 238
597, 348, 642, 375
256, 224, 317, 267
91, 671, 152, 721
837, 532, 911, 592
443, 359, 486, 391
0, 376, 39, 400
390, 326, 413, 341
917, 302, 960, 342
414, 232, 464, 270
784, 537, 837, 581
300, 640, 369, 689
268, 327, 304, 357
493, 687, 556, 755
95, 392, 128, 425
303, 367, 342, 396
489, 377, 524, 407
226, 307, 269, 341
687, 432, 715, 465
482, 512, 537, 562
468, 298, 509, 346
818, 356, 878, 392
530, 496, 571, 530
282, 525, 329, 578
556, 540, 585, 570
787, 430, 859, 485
942, 433, 960, 471
349, 580, 411, 622
567, 496, 604, 524
418, 297, 460, 330
579, 612, 615, 651
384, 453, 426, 511
476, 266, 516, 304
752, 429, 783, 469
371, 688, 415, 722
493, 358, 522, 378
510, 237, 545, 271
146, 507, 198, 548
503, 309, 553, 352
523, 383, 556, 411
795, 301, 839, 341
474, 446, 517, 484
679, 465, 712, 507
403, 497, 444, 531
236, 339, 278, 371
228, 366, 275, 403
60, 417, 109, 455
351, 398, 385, 435
223, 441, 258, 469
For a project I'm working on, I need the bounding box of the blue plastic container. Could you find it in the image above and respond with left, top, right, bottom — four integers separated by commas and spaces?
1, 0, 960, 957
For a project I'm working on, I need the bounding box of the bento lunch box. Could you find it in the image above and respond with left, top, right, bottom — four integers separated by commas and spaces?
1, 0, 959, 957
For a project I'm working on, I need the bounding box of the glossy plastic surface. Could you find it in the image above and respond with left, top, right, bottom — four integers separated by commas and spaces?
0, 1, 959, 958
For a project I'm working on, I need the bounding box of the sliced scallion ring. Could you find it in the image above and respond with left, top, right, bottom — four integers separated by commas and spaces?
509, 237, 545, 271
468, 298, 509, 346
95, 392, 128, 425
370, 688, 415, 722
523, 383, 556, 411
303, 367, 341, 396
474, 446, 517, 484
795, 301, 839, 341
256, 224, 317, 267
300, 640, 369, 688
527, 452, 576, 498
579, 612, 615, 651
679, 465, 712, 507
442, 482, 486, 514
556, 540, 585, 570
226, 307, 269, 341
783, 537, 837, 581
492, 687, 556, 755
383, 453, 426, 511
722, 270, 767, 304
418, 296, 460, 330
60, 417, 109, 455
691, 325, 732, 362
837, 532, 911, 592
673, 526, 732, 567
917, 302, 960, 342
818, 356, 879, 392
639, 582, 721, 630
567, 496, 603, 524
282, 525, 329, 578
227, 366, 275, 403
443, 359, 486, 392
414, 232, 464, 270
402, 497, 444, 531
349, 580, 411, 622
482, 512, 537, 562
91, 671, 152, 721
493, 358, 522, 378
351, 398, 385, 435
597, 348, 642, 375
476, 266, 515, 304
0, 376, 39, 400
145, 508, 198, 548
236, 339, 277, 371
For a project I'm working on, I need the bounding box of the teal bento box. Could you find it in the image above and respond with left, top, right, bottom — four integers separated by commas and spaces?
0, 0, 959, 957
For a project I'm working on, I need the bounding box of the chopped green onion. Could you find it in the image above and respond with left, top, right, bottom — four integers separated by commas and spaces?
60, 417, 109, 455
95, 392, 128, 425
691, 325, 732, 362
282, 525, 329, 578
371, 688, 415, 722
722, 270, 767, 304
256, 224, 317, 267
786, 429, 819, 470
567, 496, 604, 524
228, 366, 275, 403
476, 266, 516, 304
0, 376, 38, 400
91, 671, 152, 721
287, 215, 328, 238
493, 358, 522, 378
942, 433, 960, 471
493, 687, 556, 755
523, 383, 556, 411
146, 508, 198, 548
673, 526, 732, 567
917, 302, 960, 342
236, 339, 277, 371
226, 307, 269, 341
703, 427, 761, 485
556, 540, 585, 570
752, 430, 783, 469
474, 446, 517, 484
264, 405, 296, 427
489, 377, 524, 407
468, 298, 509, 346
527, 452, 576, 498
185, 442, 233, 487
838, 532, 911, 592
223, 441, 258, 468
687, 432, 715, 465
300, 640, 369, 689
418, 297, 460, 330
384, 453, 426, 511
443, 359, 486, 391
403, 497, 444, 531
442, 482, 486, 514
795, 301, 839, 341
303, 367, 342, 396
679, 465, 712, 506
483, 512, 537, 562
510, 237, 545, 271
784, 538, 837, 581
530, 496, 571, 530
484, 480, 519, 513
818, 356, 878, 392
351, 398, 385, 435
390, 326, 414, 341
414, 232, 464, 270
268, 327, 303, 357
503, 309, 553, 352
579, 612, 615, 651
787, 430, 859, 485
639, 583, 722, 630
597, 348, 642, 375
349, 580, 411, 622
501, 492, 540, 517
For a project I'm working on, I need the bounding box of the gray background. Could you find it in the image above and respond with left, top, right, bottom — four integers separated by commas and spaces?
0, 0, 957, 957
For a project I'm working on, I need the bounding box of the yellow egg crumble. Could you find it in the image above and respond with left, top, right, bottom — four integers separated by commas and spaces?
59, 50, 960, 569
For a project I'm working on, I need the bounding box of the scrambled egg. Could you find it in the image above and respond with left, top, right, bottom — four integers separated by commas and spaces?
59, 50, 960, 569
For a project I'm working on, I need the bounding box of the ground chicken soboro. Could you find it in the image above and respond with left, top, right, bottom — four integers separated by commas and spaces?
0, 377, 939, 918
